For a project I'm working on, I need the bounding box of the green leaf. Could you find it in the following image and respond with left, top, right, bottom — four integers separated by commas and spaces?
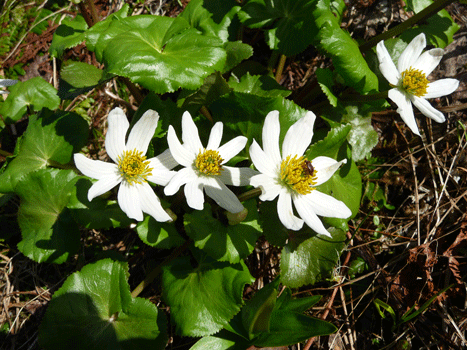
241, 278, 280, 338
136, 215, 185, 249
228, 72, 291, 98
0, 110, 88, 193
184, 200, 261, 263
316, 68, 337, 107
101, 16, 227, 93
310, 0, 379, 93
252, 311, 337, 347
403, 0, 459, 48
67, 178, 133, 230
85, 4, 130, 53
341, 105, 378, 162
58, 61, 111, 100
181, 0, 241, 43
280, 227, 347, 288
16, 169, 80, 264
223, 41, 254, 73
238, 0, 316, 56
190, 330, 250, 350
162, 255, 254, 337
49, 15, 88, 58
39, 259, 168, 350
0, 77, 60, 124
274, 287, 321, 313
181, 71, 232, 114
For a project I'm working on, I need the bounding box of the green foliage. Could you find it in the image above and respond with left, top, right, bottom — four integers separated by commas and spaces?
136, 215, 185, 249
0, 77, 60, 125
39, 259, 168, 349
162, 254, 254, 336
185, 200, 261, 263
49, 15, 88, 58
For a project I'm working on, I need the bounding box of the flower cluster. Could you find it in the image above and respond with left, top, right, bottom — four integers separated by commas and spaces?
376, 33, 459, 136
74, 108, 351, 237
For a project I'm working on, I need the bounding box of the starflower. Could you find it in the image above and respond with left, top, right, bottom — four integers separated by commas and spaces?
0, 79, 18, 94
164, 111, 256, 213
74, 107, 177, 222
249, 110, 352, 237
376, 33, 459, 135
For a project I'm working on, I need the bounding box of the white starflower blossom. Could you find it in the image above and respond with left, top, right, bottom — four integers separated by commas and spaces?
164, 111, 256, 213
376, 33, 459, 136
74, 107, 177, 222
0, 79, 18, 94
249, 110, 352, 237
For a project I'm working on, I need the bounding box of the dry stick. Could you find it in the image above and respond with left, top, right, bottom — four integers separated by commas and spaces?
394, 122, 421, 245
131, 240, 191, 298
303, 247, 352, 350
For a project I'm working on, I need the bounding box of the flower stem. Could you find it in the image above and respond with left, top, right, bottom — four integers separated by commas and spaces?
200, 105, 213, 123
275, 54, 287, 83
0, 149, 13, 157
86, 0, 100, 25
121, 77, 144, 105
237, 188, 262, 202
359, 0, 457, 52
77, 1, 94, 28
131, 240, 191, 298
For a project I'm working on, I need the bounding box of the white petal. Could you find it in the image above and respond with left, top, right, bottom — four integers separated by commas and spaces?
0, 79, 18, 87
150, 148, 179, 170
185, 178, 205, 210
293, 194, 332, 237
412, 96, 445, 123
249, 140, 277, 178
118, 182, 143, 221
250, 174, 281, 201
167, 126, 195, 167
220, 166, 258, 186
126, 109, 159, 153
207, 122, 223, 150
277, 189, 303, 230
205, 178, 244, 213
262, 111, 282, 165
413, 48, 443, 76
302, 190, 352, 219
376, 40, 400, 86
146, 169, 176, 186
388, 89, 420, 136
312, 157, 347, 186
74, 153, 118, 179
397, 33, 426, 73
218, 136, 247, 163
424, 79, 460, 99
87, 175, 122, 201
138, 182, 172, 222
181, 111, 203, 151
164, 167, 197, 196
282, 111, 316, 158
105, 107, 129, 163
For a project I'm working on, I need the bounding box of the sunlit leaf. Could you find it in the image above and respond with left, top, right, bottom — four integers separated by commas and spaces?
49, 15, 88, 58
136, 215, 185, 249
162, 255, 254, 336
39, 259, 168, 349
16, 169, 80, 264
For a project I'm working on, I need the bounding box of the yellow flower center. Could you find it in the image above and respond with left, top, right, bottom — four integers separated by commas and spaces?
280, 155, 317, 195
117, 149, 153, 185
400, 67, 429, 97
195, 149, 224, 176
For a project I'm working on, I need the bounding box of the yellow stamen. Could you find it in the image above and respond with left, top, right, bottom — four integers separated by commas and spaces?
117, 149, 153, 185
401, 67, 429, 97
280, 155, 317, 195
195, 149, 223, 176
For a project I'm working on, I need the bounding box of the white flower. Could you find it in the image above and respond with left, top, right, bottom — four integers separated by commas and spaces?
164, 111, 256, 213
376, 33, 459, 136
0, 79, 18, 94
249, 110, 352, 237
74, 107, 177, 222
